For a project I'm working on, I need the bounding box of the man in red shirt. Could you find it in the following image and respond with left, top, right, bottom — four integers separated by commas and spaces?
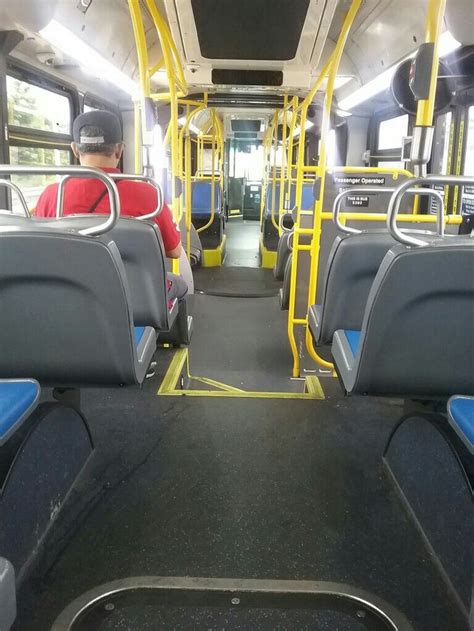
35, 109, 187, 300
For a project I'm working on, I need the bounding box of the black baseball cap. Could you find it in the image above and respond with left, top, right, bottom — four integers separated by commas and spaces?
73, 110, 123, 146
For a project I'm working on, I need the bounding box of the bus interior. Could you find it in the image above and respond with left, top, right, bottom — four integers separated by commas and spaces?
0, 0, 473, 629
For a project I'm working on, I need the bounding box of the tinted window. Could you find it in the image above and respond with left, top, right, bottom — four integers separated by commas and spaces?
9, 145, 71, 214
377, 115, 409, 150
7, 76, 71, 135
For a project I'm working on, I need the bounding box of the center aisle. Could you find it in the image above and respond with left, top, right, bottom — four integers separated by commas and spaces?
15, 387, 465, 630
189, 294, 299, 392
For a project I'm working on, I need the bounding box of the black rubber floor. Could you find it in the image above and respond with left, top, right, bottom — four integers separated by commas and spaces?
15, 392, 467, 631
193, 266, 281, 297
189, 294, 300, 391
13, 285, 468, 631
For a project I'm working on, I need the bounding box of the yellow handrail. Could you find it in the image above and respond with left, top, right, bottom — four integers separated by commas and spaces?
128, 0, 189, 274
196, 109, 224, 234
287, 0, 362, 377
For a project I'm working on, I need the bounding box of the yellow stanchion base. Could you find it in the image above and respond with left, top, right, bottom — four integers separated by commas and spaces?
202, 235, 226, 267
228, 208, 243, 217
259, 237, 277, 269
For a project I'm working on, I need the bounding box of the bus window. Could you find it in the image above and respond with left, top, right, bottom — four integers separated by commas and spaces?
234, 144, 264, 180
377, 114, 409, 151
7, 76, 71, 135
432, 111, 453, 175
318, 130, 337, 167
463, 105, 474, 176
9, 146, 71, 213
6, 74, 73, 213
377, 160, 405, 171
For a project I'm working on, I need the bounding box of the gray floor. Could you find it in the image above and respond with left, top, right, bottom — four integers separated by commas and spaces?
13, 266, 469, 630
224, 219, 261, 267
189, 294, 301, 392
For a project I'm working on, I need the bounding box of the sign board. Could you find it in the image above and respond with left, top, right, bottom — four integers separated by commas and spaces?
461, 185, 474, 216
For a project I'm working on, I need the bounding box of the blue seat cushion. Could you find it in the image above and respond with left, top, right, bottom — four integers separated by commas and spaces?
134, 326, 146, 347
191, 182, 221, 217
344, 330, 361, 356
448, 396, 474, 453
0, 380, 40, 444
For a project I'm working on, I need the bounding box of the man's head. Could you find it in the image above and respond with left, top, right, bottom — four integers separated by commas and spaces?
71, 110, 124, 167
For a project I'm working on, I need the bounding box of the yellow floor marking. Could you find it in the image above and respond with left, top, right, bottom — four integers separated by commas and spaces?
157, 349, 325, 400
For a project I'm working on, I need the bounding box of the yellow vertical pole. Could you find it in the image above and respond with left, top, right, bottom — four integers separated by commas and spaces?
185, 131, 192, 260
304, 0, 362, 372
278, 95, 288, 228
271, 112, 279, 230
134, 100, 142, 175
285, 96, 299, 215
415, 0, 447, 127
211, 111, 216, 230
286, 1, 361, 377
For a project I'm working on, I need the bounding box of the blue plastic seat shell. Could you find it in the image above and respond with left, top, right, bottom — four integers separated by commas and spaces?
134, 326, 146, 347
191, 181, 221, 217
344, 330, 361, 357
448, 396, 474, 454
0, 379, 40, 445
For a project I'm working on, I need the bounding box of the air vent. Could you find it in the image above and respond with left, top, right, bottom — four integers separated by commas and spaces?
212, 69, 283, 86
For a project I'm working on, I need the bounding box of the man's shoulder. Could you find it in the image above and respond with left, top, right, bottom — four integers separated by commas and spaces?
122, 180, 157, 199
42, 182, 60, 196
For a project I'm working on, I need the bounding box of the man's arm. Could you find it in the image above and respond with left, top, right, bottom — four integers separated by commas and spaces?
166, 242, 182, 259
155, 203, 183, 259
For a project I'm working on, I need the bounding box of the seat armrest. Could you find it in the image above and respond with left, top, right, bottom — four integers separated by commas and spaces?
134, 326, 157, 384
331, 330, 360, 394
308, 304, 323, 345
448, 396, 474, 455
0, 557, 16, 630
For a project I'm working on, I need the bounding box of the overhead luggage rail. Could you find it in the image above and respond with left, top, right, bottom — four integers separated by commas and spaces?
387, 175, 474, 246
0, 166, 120, 236
0, 180, 30, 217
55, 173, 164, 222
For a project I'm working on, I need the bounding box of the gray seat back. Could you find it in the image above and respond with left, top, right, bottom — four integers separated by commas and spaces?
0, 214, 172, 330
274, 231, 292, 280
280, 252, 292, 310
180, 216, 202, 265
0, 229, 146, 387
315, 232, 397, 345
340, 239, 474, 397
0, 557, 15, 630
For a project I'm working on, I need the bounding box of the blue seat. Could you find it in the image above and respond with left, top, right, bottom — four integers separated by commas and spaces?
0, 380, 40, 446
134, 326, 146, 347
191, 181, 221, 217
300, 183, 314, 211
448, 396, 474, 455
344, 330, 361, 357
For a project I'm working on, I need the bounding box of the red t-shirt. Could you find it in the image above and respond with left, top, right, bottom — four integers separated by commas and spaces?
35, 167, 181, 253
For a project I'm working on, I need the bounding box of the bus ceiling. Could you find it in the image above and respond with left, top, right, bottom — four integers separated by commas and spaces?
0, 0, 473, 106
